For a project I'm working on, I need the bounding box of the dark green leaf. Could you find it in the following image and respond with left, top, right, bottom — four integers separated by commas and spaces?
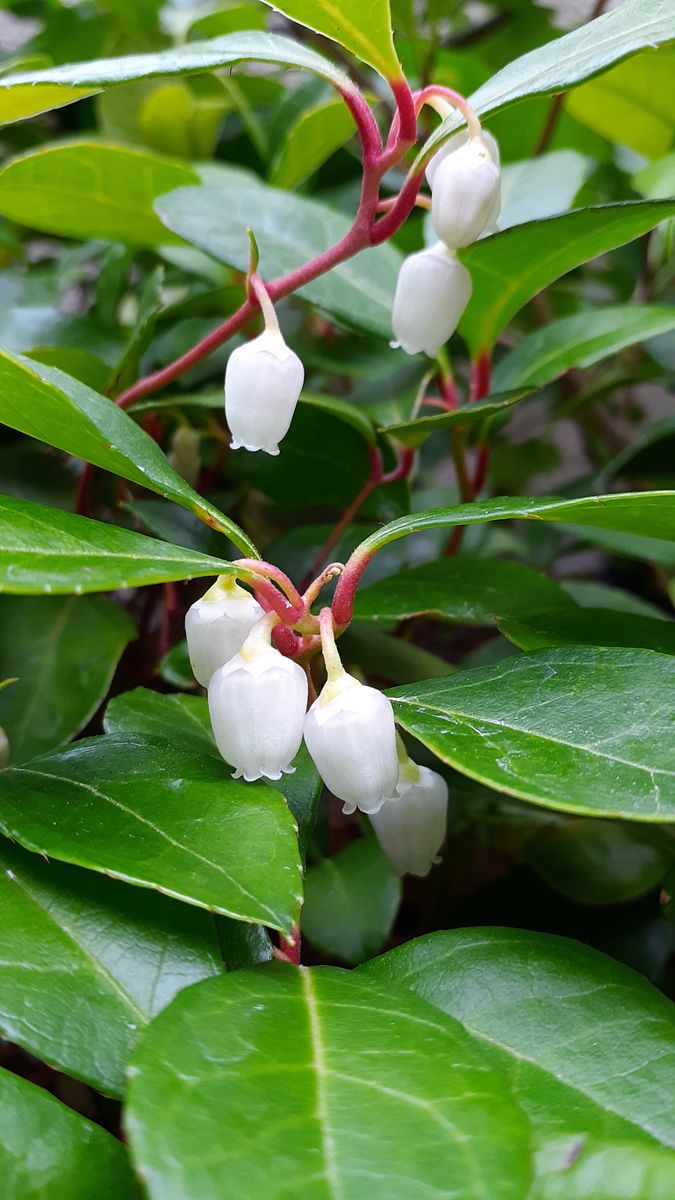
362, 928, 675, 1199
523, 820, 672, 905
0, 1068, 137, 1200
341, 622, 452, 683
0, 839, 222, 1096
390, 647, 675, 820
0, 594, 134, 763
380, 389, 532, 449
497, 608, 675, 655
0, 734, 302, 933
127, 965, 531, 1200
303, 836, 401, 964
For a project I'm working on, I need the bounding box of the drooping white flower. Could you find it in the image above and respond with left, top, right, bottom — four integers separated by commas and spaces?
224, 326, 304, 456
185, 576, 263, 688
431, 133, 501, 249
425, 128, 500, 190
304, 672, 399, 815
208, 613, 307, 781
370, 760, 448, 876
391, 242, 473, 357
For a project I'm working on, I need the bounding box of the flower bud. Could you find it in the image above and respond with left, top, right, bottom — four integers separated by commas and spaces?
370, 762, 448, 876
425, 128, 500, 190
185, 576, 263, 688
225, 328, 304, 456
303, 673, 399, 815
208, 614, 307, 781
391, 242, 472, 357
168, 424, 201, 488
431, 133, 501, 249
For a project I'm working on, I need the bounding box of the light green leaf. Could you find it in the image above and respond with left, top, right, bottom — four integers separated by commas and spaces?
0, 734, 302, 933
493, 306, 675, 392
390, 647, 675, 821
459, 201, 675, 354
260, 0, 401, 80
523, 820, 672, 906
362, 928, 675, 1200
355, 557, 568, 624
0, 594, 135, 763
566, 50, 675, 158
155, 179, 403, 338
126, 965, 531, 1200
497, 608, 675, 656
417, 0, 675, 167
0, 31, 349, 124
0, 494, 236, 595
270, 96, 356, 189
0, 142, 198, 246
0, 1068, 137, 1200
302, 836, 401, 964
380, 389, 532, 449
0, 839, 222, 1096
498, 150, 591, 229
0, 348, 257, 556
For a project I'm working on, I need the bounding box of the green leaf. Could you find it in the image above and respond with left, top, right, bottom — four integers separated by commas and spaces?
350, 491, 675, 559
0, 839, 222, 1096
417, 0, 675, 167
104, 689, 322, 856
498, 150, 591, 228
380, 389, 533, 449
362, 928, 675, 1199
0, 734, 302, 933
459, 201, 675, 354
0, 1068, 137, 1200
0, 32, 349, 124
0, 494, 236, 594
155, 179, 403, 338
561, 579, 671, 622
127, 965, 531, 1200
390, 647, 675, 821
493, 306, 675, 392
259, 0, 400, 81
523, 820, 672, 906
0, 594, 134, 763
341, 622, 452, 684
0, 142, 199, 246
270, 96, 356, 189
0, 348, 257, 556
566, 49, 675, 157
355, 557, 569, 624
302, 836, 401, 964
497, 608, 675, 656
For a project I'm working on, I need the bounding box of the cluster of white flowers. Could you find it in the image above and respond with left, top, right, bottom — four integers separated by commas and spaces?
185, 582, 448, 876
392, 124, 501, 358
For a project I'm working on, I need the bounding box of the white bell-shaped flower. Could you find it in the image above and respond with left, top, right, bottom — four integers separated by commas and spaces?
208, 613, 307, 781
391, 242, 472, 357
185, 575, 263, 688
304, 671, 399, 815
426, 128, 500, 190
370, 759, 448, 876
225, 301, 304, 456
431, 133, 501, 249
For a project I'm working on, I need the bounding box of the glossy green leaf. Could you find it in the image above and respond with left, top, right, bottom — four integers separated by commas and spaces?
104, 688, 322, 856
417, 0, 675, 167
498, 150, 591, 228
0, 32, 349, 124
0, 349, 257, 556
0, 595, 133, 763
567, 50, 675, 157
0, 734, 302, 933
493, 306, 675, 392
380, 389, 533, 449
127, 965, 531, 1200
523, 820, 672, 906
260, 0, 400, 80
355, 557, 568, 624
390, 647, 675, 821
0, 142, 198, 246
0, 1068, 137, 1200
270, 97, 356, 189
303, 836, 401, 964
497, 608, 675, 656
155, 179, 403, 338
0, 495, 236, 594
0, 839, 222, 1096
362, 928, 675, 1200
459, 201, 675, 354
